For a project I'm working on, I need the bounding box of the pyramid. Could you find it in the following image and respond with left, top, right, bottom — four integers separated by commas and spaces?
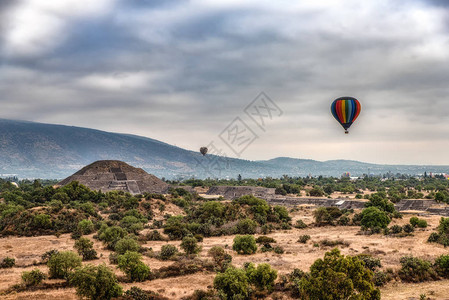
58, 160, 169, 194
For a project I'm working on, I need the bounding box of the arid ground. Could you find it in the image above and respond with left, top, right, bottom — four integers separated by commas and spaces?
1, 203, 449, 299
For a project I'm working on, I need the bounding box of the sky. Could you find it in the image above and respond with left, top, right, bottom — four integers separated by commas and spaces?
1, 0, 449, 165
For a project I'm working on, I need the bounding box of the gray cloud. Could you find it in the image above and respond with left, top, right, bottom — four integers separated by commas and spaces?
1, 0, 449, 165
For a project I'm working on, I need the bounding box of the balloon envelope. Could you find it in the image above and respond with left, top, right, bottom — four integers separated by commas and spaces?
199, 147, 208, 156
331, 97, 361, 133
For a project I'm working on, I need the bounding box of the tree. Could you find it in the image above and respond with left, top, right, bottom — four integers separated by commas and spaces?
313, 207, 332, 226
245, 263, 277, 290
309, 187, 324, 197
115, 237, 140, 255
236, 218, 257, 234
360, 207, 390, 230
77, 219, 95, 235
180, 235, 201, 255
70, 264, 123, 300
48, 251, 82, 279
296, 248, 380, 299
117, 251, 151, 282
74, 237, 98, 260
233, 235, 257, 255
214, 267, 249, 299
99, 226, 127, 249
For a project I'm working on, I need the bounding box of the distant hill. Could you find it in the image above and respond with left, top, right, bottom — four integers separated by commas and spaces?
1, 119, 448, 179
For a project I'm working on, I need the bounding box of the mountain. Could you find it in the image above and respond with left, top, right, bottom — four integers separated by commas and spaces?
1, 119, 449, 179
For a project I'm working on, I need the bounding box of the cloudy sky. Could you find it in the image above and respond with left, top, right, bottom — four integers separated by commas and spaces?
1, 0, 449, 165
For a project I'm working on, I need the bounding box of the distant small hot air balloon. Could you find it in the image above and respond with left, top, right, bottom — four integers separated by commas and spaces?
331, 97, 361, 134
199, 147, 208, 156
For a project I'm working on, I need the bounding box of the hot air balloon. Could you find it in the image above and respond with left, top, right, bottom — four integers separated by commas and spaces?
331, 97, 361, 134
199, 147, 208, 156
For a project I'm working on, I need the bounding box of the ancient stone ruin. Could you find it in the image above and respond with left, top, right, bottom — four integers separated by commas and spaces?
58, 160, 168, 194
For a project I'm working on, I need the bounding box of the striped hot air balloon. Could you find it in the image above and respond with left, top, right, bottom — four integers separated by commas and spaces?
331, 97, 361, 134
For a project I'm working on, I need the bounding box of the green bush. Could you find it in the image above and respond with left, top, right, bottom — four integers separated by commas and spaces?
235, 218, 257, 234
360, 207, 390, 230
398, 256, 438, 282
294, 219, 307, 229
435, 254, 449, 278
273, 246, 284, 254
118, 251, 151, 282
295, 249, 380, 299
356, 254, 381, 271
417, 219, 428, 228
180, 235, 201, 255
70, 264, 123, 300
77, 219, 95, 235
0, 257, 15, 268
32, 214, 52, 229
21, 269, 45, 287
313, 207, 332, 226
208, 246, 232, 272
115, 237, 140, 255
233, 235, 257, 255
403, 224, 415, 233
298, 235, 311, 244
146, 230, 165, 241
74, 237, 98, 260
214, 266, 249, 299
245, 263, 277, 290
48, 251, 82, 279
390, 225, 402, 234
99, 226, 127, 249
160, 244, 178, 260
255, 236, 276, 244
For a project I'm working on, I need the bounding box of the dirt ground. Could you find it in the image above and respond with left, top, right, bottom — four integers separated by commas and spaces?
1, 207, 449, 299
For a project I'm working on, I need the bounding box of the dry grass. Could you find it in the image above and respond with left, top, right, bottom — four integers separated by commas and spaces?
1, 207, 448, 299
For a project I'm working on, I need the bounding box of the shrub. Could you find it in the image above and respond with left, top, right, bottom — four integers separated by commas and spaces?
435, 254, 449, 278
180, 235, 201, 255
115, 237, 140, 255
233, 235, 257, 255
309, 187, 324, 197
319, 239, 349, 247
41, 249, 58, 263
118, 251, 151, 282
403, 224, 415, 233
398, 256, 438, 282
235, 218, 257, 234
360, 207, 390, 230
338, 215, 350, 226
208, 246, 232, 272
21, 269, 45, 287
99, 226, 127, 249
214, 267, 249, 299
373, 271, 390, 287
77, 219, 95, 235
410, 217, 419, 227
298, 235, 311, 244
146, 230, 165, 241
160, 244, 178, 260
295, 249, 380, 299
390, 225, 403, 234
313, 207, 332, 226
273, 246, 284, 254
0, 257, 15, 268
356, 254, 381, 271
70, 264, 123, 300
294, 219, 307, 229
428, 232, 440, 243
74, 237, 98, 260
417, 219, 428, 228
48, 251, 82, 279
255, 236, 276, 244
245, 263, 277, 290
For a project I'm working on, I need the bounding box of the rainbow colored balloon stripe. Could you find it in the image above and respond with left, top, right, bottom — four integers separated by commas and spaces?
331, 97, 361, 132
